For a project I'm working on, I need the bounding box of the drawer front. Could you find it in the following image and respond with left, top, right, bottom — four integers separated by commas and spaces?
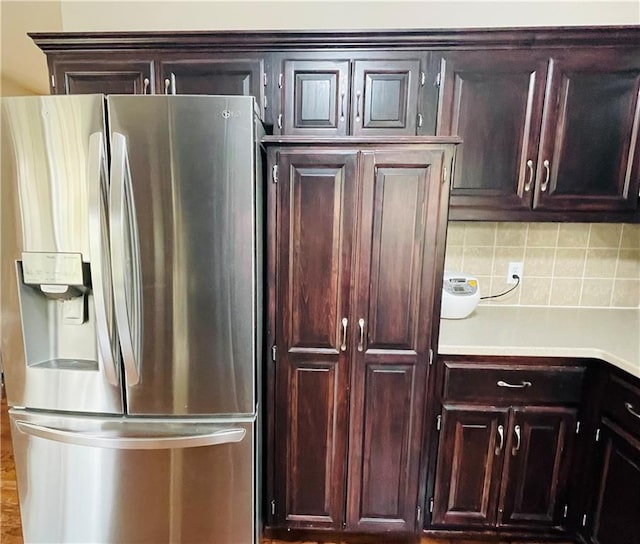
443, 362, 585, 404
603, 374, 640, 439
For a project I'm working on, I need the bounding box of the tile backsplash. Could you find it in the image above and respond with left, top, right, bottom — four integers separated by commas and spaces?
445, 223, 640, 308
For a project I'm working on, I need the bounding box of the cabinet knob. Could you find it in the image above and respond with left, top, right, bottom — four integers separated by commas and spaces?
143, 78, 150, 95
164, 78, 171, 94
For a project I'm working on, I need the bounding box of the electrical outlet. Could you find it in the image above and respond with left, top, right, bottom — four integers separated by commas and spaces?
507, 262, 523, 284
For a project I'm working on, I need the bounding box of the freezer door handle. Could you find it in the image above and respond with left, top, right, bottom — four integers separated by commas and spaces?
15, 421, 246, 450
87, 132, 119, 385
110, 132, 142, 386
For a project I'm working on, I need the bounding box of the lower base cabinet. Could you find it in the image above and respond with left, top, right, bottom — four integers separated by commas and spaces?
429, 358, 585, 537
586, 370, 640, 544
432, 405, 577, 529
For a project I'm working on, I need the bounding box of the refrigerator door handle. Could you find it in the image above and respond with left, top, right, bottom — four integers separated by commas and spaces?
110, 132, 142, 386
15, 421, 246, 450
87, 132, 119, 386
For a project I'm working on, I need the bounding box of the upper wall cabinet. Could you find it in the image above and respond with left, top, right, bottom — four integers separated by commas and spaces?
438, 48, 640, 220
50, 56, 156, 95
49, 53, 269, 123
158, 54, 267, 118
275, 52, 438, 136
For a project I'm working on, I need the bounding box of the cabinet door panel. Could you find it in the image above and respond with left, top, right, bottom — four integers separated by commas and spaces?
159, 58, 264, 113
499, 407, 576, 527
274, 150, 357, 529
347, 150, 448, 532
52, 59, 154, 95
352, 60, 420, 136
590, 422, 640, 544
282, 60, 350, 135
438, 52, 547, 211
432, 405, 508, 527
535, 51, 640, 212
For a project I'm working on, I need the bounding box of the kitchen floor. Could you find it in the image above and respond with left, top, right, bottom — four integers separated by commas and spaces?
0, 394, 571, 544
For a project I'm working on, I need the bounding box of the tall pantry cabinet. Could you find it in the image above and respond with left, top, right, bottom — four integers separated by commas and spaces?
265, 141, 457, 532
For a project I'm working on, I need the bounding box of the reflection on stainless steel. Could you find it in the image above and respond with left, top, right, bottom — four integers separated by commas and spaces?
87, 132, 119, 385
1, 95, 123, 414
11, 409, 255, 544
109, 131, 142, 386
1, 94, 263, 543
108, 95, 262, 416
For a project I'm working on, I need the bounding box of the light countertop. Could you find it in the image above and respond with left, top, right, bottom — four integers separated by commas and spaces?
438, 306, 640, 379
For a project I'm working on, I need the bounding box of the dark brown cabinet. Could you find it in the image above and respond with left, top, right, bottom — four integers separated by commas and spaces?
269, 143, 455, 533
50, 57, 155, 95
587, 372, 640, 544
159, 56, 266, 116
431, 359, 584, 534
439, 49, 640, 220
277, 53, 432, 136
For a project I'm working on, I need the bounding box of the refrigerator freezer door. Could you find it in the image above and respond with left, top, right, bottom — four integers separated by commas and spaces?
107, 95, 260, 416
1, 95, 123, 414
10, 409, 256, 544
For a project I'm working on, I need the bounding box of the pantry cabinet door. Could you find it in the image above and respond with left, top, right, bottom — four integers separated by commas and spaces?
346, 148, 448, 532
273, 149, 358, 530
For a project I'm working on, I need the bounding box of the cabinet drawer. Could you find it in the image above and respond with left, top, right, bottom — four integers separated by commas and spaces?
443, 362, 585, 404
603, 374, 640, 439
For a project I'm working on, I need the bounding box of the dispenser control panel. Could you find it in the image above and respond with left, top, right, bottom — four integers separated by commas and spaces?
22, 252, 84, 286
443, 276, 478, 296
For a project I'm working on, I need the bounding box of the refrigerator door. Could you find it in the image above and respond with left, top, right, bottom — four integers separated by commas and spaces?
107, 95, 260, 416
0, 96, 123, 414
10, 408, 256, 544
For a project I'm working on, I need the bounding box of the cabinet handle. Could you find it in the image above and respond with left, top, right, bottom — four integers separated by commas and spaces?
340, 92, 345, 122
340, 317, 348, 352
417, 113, 424, 128
512, 424, 521, 456
625, 402, 640, 420
164, 78, 171, 94
143, 78, 150, 95
356, 91, 361, 121
497, 380, 532, 388
495, 424, 504, 455
541, 159, 550, 192
357, 318, 365, 352
524, 159, 534, 192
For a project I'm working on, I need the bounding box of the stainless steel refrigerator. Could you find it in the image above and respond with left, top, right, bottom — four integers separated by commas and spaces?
1, 94, 263, 543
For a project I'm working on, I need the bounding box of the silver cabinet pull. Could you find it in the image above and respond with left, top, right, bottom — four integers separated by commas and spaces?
512, 424, 522, 456
164, 78, 171, 94
524, 159, 534, 191
625, 402, 640, 420
143, 77, 150, 94
495, 424, 504, 455
541, 159, 550, 192
356, 91, 361, 121
418, 113, 424, 128
357, 318, 365, 352
340, 92, 345, 121
497, 380, 532, 388
340, 317, 348, 351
